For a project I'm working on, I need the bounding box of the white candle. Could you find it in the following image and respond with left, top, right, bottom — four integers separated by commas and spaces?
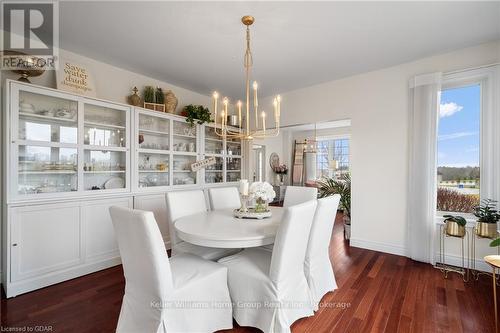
277, 95, 281, 117
273, 98, 278, 119
213, 91, 219, 126
261, 111, 266, 133
237, 100, 242, 128
253, 82, 258, 108
223, 97, 228, 128
239, 179, 249, 195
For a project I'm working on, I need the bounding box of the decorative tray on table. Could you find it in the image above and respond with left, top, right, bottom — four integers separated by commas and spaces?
233, 208, 272, 220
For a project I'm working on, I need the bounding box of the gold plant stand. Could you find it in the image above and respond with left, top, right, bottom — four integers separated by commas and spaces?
471, 228, 500, 284
435, 224, 470, 282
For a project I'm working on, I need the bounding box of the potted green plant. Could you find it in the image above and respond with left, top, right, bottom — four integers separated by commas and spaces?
317, 173, 351, 239
183, 104, 212, 127
143, 86, 155, 103
474, 199, 500, 238
442, 214, 467, 238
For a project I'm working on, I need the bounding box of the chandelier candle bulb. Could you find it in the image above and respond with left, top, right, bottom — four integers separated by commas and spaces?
262, 111, 266, 132
237, 100, 242, 128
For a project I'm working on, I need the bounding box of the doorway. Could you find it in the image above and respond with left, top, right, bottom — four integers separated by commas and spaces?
252, 144, 266, 182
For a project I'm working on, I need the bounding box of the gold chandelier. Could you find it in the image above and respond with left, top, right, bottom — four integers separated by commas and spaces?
212, 16, 281, 140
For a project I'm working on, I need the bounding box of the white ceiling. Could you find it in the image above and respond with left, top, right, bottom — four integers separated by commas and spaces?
60, 1, 500, 99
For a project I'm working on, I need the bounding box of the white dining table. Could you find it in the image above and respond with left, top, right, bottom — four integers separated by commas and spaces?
174, 206, 284, 248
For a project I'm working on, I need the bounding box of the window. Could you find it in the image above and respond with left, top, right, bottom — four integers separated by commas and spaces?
436, 84, 481, 213
316, 137, 350, 179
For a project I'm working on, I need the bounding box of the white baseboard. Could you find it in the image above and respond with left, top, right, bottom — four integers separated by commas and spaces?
435, 253, 492, 273
350, 238, 408, 256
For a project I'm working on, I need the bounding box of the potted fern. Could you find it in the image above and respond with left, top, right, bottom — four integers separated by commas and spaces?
442, 215, 467, 237
474, 199, 500, 238
317, 173, 351, 239
182, 104, 212, 127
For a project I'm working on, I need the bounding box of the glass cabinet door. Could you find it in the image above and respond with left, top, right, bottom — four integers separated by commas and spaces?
83, 102, 128, 191
226, 156, 242, 182
136, 112, 170, 189
205, 126, 224, 155
138, 113, 169, 151
172, 120, 197, 153
205, 156, 224, 184
172, 155, 197, 185
16, 89, 79, 195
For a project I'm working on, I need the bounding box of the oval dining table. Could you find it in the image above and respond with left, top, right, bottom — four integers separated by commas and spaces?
174, 206, 284, 248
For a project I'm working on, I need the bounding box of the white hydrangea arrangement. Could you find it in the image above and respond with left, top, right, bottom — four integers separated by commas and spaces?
249, 181, 276, 203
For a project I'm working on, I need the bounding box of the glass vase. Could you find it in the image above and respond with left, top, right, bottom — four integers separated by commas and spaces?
255, 197, 268, 213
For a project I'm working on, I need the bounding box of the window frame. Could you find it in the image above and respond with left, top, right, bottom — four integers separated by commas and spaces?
436, 66, 499, 220
315, 134, 351, 179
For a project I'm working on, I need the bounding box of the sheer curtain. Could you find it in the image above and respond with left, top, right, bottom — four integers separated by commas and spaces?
407, 73, 442, 264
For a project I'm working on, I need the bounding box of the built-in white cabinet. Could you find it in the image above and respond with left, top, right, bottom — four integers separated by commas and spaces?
10, 203, 81, 282
10, 81, 131, 201
2, 80, 247, 297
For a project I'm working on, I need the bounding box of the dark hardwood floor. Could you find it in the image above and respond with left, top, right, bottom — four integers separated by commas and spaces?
1, 213, 497, 332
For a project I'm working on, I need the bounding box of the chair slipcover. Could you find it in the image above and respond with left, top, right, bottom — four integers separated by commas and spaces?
283, 186, 318, 207
305, 195, 340, 310
219, 200, 318, 333
208, 187, 241, 210
165, 190, 239, 260
109, 206, 233, 333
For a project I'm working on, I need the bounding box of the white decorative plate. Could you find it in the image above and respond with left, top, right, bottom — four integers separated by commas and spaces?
104, 177, 125, 189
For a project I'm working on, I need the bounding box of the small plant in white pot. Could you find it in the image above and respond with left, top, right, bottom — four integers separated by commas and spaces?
317, 173, 351, 239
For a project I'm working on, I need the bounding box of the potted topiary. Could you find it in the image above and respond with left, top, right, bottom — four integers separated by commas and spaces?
183, 104, 212, 127
317, 173, 351, 239
474, 199, 500, 238
442, 214, 467, 237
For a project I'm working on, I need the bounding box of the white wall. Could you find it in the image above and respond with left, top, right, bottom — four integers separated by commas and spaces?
262, 41, 500, 259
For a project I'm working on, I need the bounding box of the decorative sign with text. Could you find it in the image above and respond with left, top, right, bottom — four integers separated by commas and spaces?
191, 157, 216, 172
56, 59, 96, 97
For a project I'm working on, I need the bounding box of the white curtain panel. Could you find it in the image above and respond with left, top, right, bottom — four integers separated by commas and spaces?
305, 195, 341, 310
109, 206, 233, 333
219, 200, 318, 333
407, 72, 442, 264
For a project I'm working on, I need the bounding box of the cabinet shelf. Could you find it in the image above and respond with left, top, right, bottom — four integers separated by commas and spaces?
84, 121, 125, 130
173, 170, 194, 173
227, 170, 241, 172
206, 137, 223, 142
206, 170, 223, 173
173, 133, 196, 139
19, 112, 77, 123
139, 128, 169, 136
139, 170, 169, 173
19, 170, 77, 174
84, 170, 126, 174
172, 151, 197, 156
138, 148, 170, 154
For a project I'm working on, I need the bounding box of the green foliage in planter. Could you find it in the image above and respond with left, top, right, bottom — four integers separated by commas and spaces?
474, 199, 500, 224
143, 86, 155, 103
490, 237, 500, 247
317, 173, 351, 218
184, 104, 213, 126
155, 87, 164, 104
443, 215, 467, 227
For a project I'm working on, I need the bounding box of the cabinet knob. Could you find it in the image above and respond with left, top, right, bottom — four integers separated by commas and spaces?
12, 243, 18, 247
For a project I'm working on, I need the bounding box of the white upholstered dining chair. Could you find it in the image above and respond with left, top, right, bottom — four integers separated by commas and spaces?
219, 200, 318, 333
165, 190, 239, 260
283, 186, 318, 207
305, 194, 341, 310
109, 206, 233, 333
208, 187, 241, 210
